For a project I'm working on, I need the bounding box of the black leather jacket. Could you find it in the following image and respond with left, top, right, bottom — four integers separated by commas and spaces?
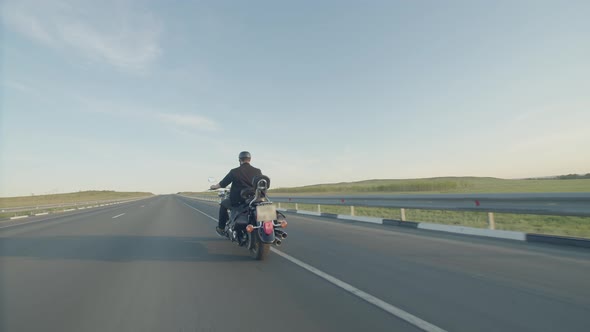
219, 163, 262, 206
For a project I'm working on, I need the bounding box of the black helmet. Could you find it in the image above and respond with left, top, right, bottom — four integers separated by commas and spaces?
238, 151, 251, 160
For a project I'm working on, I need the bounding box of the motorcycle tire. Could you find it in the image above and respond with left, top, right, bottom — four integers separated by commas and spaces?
249, 232, 270, 260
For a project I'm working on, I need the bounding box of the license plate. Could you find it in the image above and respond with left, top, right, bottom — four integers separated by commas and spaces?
256, 204, 276, 221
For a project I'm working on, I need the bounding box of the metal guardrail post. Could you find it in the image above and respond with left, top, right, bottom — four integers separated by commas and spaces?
488, 212, 496, 230
318, 204, 321, 213
401, 208, 406, 221
351, 206, 355, 216
295, 203, 299, 210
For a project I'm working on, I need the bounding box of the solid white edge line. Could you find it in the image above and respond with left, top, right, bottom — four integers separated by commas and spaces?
112, 213, 126, 219
180, 201, 218, 222
180, 200, 447, 332
270, 248, 447, 332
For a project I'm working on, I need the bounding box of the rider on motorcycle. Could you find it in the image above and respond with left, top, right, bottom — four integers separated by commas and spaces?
210, 151, 262, 236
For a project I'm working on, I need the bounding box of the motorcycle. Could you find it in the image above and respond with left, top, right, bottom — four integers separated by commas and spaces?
208, 178, 230, 203
216, 187, 230, 202
215, 175, 288, 260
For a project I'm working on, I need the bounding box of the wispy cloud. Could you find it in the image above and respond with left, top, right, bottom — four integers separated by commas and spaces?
157, 113, 218, 131
1, 6, 54, 44
73, 95, 218, 132
1, 0, 162, 72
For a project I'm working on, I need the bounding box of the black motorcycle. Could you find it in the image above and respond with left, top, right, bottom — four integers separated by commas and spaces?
222, 175, 288, 260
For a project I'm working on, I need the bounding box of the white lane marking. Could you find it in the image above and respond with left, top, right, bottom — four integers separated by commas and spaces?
270, 248, 447, 332
181, 202, 218, 222
0, 201, 149, 230
112, 213, 126, 219
141, 205, 145, 208
180, 201, 447, 332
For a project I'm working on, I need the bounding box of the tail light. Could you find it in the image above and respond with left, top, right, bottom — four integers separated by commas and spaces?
246, 225, 254, 233
280, 220, 288, 228
263, 221, 274, 235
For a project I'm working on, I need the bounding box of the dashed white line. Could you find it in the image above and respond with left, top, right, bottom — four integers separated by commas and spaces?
180, 201, 447, 332
112, 213, 126, 219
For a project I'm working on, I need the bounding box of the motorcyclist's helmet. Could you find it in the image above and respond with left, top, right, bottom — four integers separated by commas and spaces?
239, 151, 251, 160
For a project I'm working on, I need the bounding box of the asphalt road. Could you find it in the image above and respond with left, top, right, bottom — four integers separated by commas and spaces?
1, 195, 589, 332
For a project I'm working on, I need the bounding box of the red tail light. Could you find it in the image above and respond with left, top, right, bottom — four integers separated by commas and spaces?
263, 221, 274, 235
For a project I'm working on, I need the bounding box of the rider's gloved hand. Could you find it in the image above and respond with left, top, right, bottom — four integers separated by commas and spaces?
210, 184, 221, 190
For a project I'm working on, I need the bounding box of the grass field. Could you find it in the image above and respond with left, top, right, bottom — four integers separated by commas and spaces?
270, 177, 590, 194
0, 191, 154, 208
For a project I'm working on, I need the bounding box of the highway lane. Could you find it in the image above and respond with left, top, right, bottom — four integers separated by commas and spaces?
1, 195, 420, 332
1, 195, 589, 332
179, 196, 590, 332
0, 197, 155, 230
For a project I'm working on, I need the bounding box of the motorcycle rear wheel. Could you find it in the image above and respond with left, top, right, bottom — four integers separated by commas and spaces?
249, 232, 270, 260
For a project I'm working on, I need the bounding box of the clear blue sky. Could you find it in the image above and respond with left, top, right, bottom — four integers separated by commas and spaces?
1, 0, 589, 196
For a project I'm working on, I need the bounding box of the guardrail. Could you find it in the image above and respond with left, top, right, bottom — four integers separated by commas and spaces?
181, 192, 590, 230
269, 193, 590, 216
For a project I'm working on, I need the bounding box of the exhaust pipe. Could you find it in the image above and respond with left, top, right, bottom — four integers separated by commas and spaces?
274, 238, 282, 246
275, 230, 288, 239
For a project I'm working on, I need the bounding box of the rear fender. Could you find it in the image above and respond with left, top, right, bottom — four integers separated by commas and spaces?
257, 224, 276, 243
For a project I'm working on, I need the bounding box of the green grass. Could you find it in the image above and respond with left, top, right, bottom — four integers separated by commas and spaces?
0, 190, 154, 208
277, 202, 590, 238
270, 177, 590, 194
